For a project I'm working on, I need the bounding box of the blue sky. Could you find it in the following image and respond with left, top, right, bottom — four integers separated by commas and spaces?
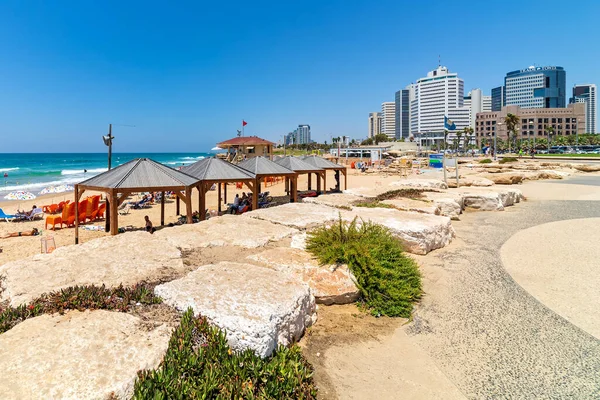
1, 0, 598, 152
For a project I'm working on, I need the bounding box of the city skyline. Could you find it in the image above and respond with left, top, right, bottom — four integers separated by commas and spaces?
0, 1, 599, 152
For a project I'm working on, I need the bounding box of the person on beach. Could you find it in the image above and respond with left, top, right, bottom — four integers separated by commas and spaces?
17, 205, 37, 217
0, 228, 39, 239
144, 215, 156, 234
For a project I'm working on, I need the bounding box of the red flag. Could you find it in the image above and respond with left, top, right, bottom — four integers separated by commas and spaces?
242, 120, 248, 126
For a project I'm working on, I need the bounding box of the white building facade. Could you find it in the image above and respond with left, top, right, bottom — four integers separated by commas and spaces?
381, 102, 396, 139
368, 112, 383, 138
571, 84, 597, 133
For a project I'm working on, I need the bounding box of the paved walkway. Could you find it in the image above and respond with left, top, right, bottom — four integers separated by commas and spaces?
409, 196, 600, 398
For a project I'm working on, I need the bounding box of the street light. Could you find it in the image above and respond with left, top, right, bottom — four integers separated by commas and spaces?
577, 118, 584, 148
495, 122, 502, 161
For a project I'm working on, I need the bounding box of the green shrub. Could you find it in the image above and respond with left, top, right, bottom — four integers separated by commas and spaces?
499, 157, 518, 164
353, 200, 394, 209
376, 188, 426, 200
0, 284, 161, 334
306, 217, 422, 317
133, 309, 317, 399
479, 158, 492, 164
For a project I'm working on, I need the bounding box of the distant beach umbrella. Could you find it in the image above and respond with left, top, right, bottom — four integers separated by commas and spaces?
211, 146, 223, 151
40, 184, 74, 195
4, 191, 36, 200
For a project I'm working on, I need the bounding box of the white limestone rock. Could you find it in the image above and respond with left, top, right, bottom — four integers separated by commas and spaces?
0, 232, 183, 307
422, 191, 464, 220
155, 214, 298, 251
155, 262, 316, 358
247, 247, 359, 305
457, 190, 505, 211
388, 179, 448, 190
244, 202, 343, 230
0, 310, 171, 400
343, 185, 389, 199
291, 232, 308, 250
302, 193, 362, 209
381, 198, 441, 216
347, 207, 455, 255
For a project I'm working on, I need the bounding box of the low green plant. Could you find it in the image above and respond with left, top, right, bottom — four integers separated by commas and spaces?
377, 188, 426, 200
133, 309, 317, 399
353, 200, 394, 209
479, 158, 492, 164
499, 157, 518, 164
0, 284, 161, 334
306, 217, 422, 317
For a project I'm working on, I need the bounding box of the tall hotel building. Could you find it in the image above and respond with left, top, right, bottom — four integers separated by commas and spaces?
381, 102, 396, 139
504, 66, 566, 108
394, 87, 412, 140
410, 66, 470, 138
368, 112, 383, 138
570, 84, 597, 133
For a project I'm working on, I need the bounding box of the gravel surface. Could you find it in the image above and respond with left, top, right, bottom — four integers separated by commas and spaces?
407, 199, 600, 398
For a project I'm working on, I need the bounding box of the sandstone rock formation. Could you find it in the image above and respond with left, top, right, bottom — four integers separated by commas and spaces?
480, 173, 524, 185
155, 262, 316, 358
0, 310, 171, 399
0, 232, 183, 306
422, 192, 464, 220
156, 214, 297, 251
247, 247, 359, 305
302, 193, 362, 209
573, 164, 600, 172
244, 202, 342, 230
381, 198, 441, 215
458, 191, 505, 211
388, 179, 448, 190
447, 177, 495, 188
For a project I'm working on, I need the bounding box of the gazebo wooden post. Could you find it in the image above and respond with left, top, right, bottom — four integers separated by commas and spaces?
110, 189, 119, 235
334, 170, 340, 191
197, 184, 201, 214
285, 177, 289, 195
176, 195, 180, 216
251, 180, 258, 211
199, 183, 206, 221
344, 169, 347, 189
323, 171, 327, 195
217, 183, 222, 213
316, 173, 321, 194
74, 185, 80, 244
160, 191, 165, 226
223, 183, 227, 204
185, 187, 193, 224
307, 173, 312, 191
291, 176, 298, 202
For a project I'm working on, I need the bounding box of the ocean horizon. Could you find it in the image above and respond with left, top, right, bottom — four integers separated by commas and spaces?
0, 152, 213, 197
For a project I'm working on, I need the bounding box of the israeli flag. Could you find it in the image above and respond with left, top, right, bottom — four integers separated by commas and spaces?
444, 116, 456, 130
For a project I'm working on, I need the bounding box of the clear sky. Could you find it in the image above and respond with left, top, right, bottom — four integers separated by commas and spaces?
1, 0, 598, 152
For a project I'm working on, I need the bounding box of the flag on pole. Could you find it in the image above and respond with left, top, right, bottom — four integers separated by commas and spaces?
444, 116, 456, 130
242, 120, 248, 126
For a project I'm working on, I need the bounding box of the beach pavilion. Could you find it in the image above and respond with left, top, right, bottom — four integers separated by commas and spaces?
237, 156, 298, 202
74, 158, 199, 241
181, 157, 257, 220
302, 155, 348, 192
217, 136, 276, 162
274, 156, 326, 195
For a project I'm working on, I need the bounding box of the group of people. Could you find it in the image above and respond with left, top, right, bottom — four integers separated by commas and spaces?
226, 192, 253, 214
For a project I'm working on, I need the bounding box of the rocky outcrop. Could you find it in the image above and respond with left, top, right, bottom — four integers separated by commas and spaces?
480, 173, 524, 185
0, 310, 171, 399
381, 198, 440, 215
459, 191, 505, 211
447, 177, 495, 188
343, 186, 390, 198
388, 179, 448, 190
247, 248, 359, 305
422, 192, 464, 220
290, 232, 308, 250
302, 193, 362, 209
244, 202, 342, 230
573, 164, 600, 172
155, 262, 316, 358
347, 208, 455, 255
0, 232, 183, 306
155, 214, 297, 251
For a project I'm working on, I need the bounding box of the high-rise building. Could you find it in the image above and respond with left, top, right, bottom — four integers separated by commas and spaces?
295, 124, 311, 144
483, 95, 492, 112
491, 86, 505, 111
381, 102, 396, 139
394, 88, 411, 140
504, 66, 566, 109
410, 66, 469, 139
570, 84, 597, 133
368, 112, 383, 138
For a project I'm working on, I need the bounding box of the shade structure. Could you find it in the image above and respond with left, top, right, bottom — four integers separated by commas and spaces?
301, 155, 348, 191
181, 157, 259, 219
237, 156, 298, 203
74, 158, 199, 241
217, 136, 276, 162
274, 156, 326, 195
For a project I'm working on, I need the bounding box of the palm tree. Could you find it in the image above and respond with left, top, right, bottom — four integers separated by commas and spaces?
545, 126, 555, 152
504, 113, 520, 154
455, 131, 463, 154
462, 127, 474, 151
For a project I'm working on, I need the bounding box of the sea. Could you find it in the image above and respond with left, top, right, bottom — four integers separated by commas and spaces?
0, 153, 212, 198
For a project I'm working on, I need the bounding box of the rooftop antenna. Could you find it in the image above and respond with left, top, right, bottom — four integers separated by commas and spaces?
438, 54, 441, 67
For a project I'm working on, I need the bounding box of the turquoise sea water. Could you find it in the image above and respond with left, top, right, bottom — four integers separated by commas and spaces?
0, 153, 211, 197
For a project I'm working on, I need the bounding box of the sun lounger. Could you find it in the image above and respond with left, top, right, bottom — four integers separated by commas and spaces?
118, 204, 131, 215
0, 208, 17, 222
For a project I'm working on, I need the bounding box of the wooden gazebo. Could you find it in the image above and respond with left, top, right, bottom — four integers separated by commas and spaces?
237, 156, 298, 202
181, 157, 257, 220
74, 158, 199, 242
274, 156, 326, 195
302, 155, 348, 192
217, 136, 275, 162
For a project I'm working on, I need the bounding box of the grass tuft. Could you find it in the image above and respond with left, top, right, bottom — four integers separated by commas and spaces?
133, 308, 317, 399
479, 158, 493, 164
498, 157, 518, 164
306, 217, 422, 317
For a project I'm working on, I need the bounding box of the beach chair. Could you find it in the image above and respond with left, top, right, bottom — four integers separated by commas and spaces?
86, 196, 100, 221
63, 203, 76, 228
118, 204, 131, 215
0, 208, 17, 222
22, 208, 44, 221
78, 200, 88, 224
91, 202, 106, 221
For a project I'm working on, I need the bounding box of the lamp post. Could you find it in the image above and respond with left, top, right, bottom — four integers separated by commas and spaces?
577, 118, 584, 148
102, 124, 114, 232
495, 122, 502, 161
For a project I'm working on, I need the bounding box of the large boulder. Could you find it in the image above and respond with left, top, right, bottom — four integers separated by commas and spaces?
302, 192, 362, 209
381, 198, 441, 216
457, 190, 504, 211
388, 179, 448, 190
422, 192, 464, 220
155, 262, 316, 358
155, 214, 297, 251
480, 173, 524, 185
447, 177, 495, 188
244, 202, 342, 230
347, 207, 455, 255
247, 247, 359, 305
538, 170, 569, 179
0, 232, 183, 307
573, 164, 600, 172
0, 310, 171, 399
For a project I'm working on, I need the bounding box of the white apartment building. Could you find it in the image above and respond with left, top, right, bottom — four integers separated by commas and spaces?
571, 84, 597, 133
410, 66, 469, 140
483, 95, 492, 112
368, 112, 383, 138
381, 102, 396, 139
